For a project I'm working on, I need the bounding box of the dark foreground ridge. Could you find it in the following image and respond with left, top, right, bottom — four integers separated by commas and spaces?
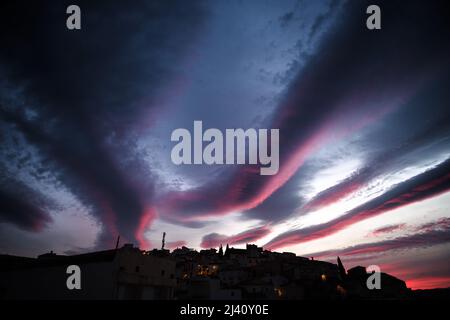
0, 243, 445, 300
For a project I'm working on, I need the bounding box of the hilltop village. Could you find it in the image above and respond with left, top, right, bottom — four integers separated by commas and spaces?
0, 242, 409, 300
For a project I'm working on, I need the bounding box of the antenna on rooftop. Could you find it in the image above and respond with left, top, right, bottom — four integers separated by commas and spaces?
115, 235, 121, 249
161, 232, 166, 250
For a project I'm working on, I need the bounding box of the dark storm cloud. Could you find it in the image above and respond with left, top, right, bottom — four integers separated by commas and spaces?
0, 138, 55, 231
0, 183, 52, 232
0, 0, 207, 247
265, 158, 450, 250
158, 0, 450, 225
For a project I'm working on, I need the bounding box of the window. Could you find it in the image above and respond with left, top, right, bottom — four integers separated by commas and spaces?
161, 269, 165, 276
135, 266, 140, 273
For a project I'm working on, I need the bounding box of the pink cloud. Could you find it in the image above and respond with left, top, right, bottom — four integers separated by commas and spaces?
370, 224, 406, 237
166, 240, 187, 250
135, 207, 157, 250
265, 163, 450, 250
200, 225, 271, 249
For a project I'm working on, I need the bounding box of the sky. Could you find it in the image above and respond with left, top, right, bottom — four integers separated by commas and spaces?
0, 0, 449, 290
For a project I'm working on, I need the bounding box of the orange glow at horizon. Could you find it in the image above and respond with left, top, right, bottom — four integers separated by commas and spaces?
406, 277, 450, 290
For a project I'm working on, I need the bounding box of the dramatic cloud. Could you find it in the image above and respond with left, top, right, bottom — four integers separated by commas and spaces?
265, 158, 450, 250
0, 0, 207, 247
0, 157, 54, 231
297, 110, 450, 216
157, 0, 450, 225
370, 224, 406, 237
415, 217, 450, 233
0, 0, 449, 289
0, 188, 52, 232
304, 218, 450, 259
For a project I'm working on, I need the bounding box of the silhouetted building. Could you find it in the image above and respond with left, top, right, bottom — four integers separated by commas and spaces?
0, 244, 176, 299
345, 265, 409, 299
0, 243, 412, 300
